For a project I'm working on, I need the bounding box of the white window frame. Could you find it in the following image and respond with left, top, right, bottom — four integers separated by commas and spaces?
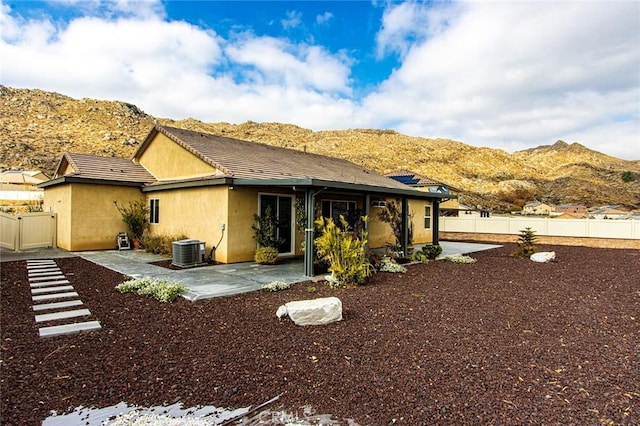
424, 205, 431, 229
149, 198, 160, 224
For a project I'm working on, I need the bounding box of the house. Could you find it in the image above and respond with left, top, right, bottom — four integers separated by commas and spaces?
553, 203, 588, 218
0, 170, 49, 205
590, 206, 631, 220
41, 125, 449, 276
522, 201, 553, 215
386, 169, 462, 216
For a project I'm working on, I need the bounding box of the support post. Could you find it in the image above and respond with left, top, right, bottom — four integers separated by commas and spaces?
364, 193, 370, 252
304, 189, 316, 277
401, 196, 409, 256
432, 200, 440, 245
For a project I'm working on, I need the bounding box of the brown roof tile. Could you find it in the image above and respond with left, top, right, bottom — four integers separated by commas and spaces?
152, 125, 411, 190
62, 153, 156, 184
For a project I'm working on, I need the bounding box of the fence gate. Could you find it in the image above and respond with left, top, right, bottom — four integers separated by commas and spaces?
0, 212, 57, 251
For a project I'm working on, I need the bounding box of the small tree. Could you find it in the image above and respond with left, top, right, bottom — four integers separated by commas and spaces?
115, 200, 149, 241
252, 205, 284, 249
378, 199, 413, 248
512, 227, 537, 257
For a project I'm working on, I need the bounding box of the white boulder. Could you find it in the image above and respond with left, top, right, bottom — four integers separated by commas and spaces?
530, 251, 556, 263
276, 297, 343, 326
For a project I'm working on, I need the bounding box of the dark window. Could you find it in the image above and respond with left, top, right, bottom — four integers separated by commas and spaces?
321, 200, 357, 227
150, 199, 160, 224
424, 205, 431, 229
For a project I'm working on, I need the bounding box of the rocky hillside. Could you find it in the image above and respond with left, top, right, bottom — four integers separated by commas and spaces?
1, 85, 638, 210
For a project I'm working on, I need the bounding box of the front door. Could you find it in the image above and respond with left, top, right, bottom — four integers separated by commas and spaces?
259, 194, 293, 255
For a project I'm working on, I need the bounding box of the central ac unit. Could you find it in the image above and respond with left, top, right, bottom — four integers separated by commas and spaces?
172, 239, 206, 268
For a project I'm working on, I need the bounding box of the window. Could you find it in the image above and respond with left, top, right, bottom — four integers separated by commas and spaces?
424, 205, 431, 229
322, 200, 357, 227
150, 199, 160, 224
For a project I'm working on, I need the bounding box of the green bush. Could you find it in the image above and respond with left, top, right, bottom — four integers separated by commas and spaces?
116, 277, 185, 303
115, 200, 149, 240
314, 215, 373, 287
411, 251, 429, 264
420, 244, 442, 260
255, 246, 279, 264
252, 205, 284, 249
141, 233, 188, 255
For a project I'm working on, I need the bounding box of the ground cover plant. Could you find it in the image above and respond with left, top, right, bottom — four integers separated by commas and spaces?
1, 244, 638, 425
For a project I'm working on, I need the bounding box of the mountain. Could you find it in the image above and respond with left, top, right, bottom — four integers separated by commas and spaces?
1, 85, 638, 210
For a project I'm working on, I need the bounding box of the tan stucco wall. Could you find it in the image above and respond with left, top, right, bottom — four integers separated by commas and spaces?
145, 186, 230, 261
43, 184, 72, 250
226, 187, 304, 263
44, 183, 143, 251
136, 133, 221, 180
368, 198, 434, 248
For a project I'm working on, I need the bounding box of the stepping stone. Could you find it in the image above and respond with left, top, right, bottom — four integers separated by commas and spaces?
27, 267, 60, 273
29, 279, 70, 287
33, 300, 84, 311
27, 260, 55, 265
31, 285, 74, 294
33, 292, 78, 301
29, 275, 65, 282
39, 321, 102, 338
35, 308, 91, 323
28, 271, 63, 277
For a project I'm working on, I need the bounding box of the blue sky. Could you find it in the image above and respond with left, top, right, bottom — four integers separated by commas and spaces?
1, 0, 639, 160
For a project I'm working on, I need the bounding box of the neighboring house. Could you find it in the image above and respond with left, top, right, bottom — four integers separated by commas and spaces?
522, 202, 553, 215
0, 170, 49, 203
41, 125, 449, 276
590, 206, 631, 220
553, 203, 588, 218
386, 169, 461, 215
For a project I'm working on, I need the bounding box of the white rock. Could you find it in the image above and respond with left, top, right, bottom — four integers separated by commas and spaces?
530, 251, 556, 263
276, 297, 343, 326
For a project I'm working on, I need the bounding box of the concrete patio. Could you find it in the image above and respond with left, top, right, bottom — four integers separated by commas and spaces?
2, 241, 501, 301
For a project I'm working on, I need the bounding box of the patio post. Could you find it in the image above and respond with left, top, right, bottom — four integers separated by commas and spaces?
432, 200, 440, 245
401, 196, 409, 256
304, 189, 316, 277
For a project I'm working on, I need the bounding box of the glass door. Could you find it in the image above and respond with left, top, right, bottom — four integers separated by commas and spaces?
259, 194, 293, 255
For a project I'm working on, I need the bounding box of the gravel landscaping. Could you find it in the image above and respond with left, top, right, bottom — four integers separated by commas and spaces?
1, 244, 638, 425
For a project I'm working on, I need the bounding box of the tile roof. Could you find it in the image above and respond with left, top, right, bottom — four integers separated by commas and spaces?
386, 169, 460, 191
146, 125, 411, 191
59, 153, 156, 184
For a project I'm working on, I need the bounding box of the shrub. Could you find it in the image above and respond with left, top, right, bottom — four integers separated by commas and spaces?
420, 244, 442, 260
314, 215, 373, 287
252, 205, 284, 249
262, 280, 290, 291
141, 233, 189, 255
255, 246, 279, 264
379, 261, 407, 273
622, 171, 635, 183
445, 255, 477, 264
116, 277, 185, 303
115, 200, 149, 240
512, 227, 537, 257
411, 252, 429, 264
378, 200, 413, 246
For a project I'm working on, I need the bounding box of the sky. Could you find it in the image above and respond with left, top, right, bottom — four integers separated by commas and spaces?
1, 1, 639, 160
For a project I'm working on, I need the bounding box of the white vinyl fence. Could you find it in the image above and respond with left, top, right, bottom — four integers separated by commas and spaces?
440, 216, 640, 240
0, 212, 57, 250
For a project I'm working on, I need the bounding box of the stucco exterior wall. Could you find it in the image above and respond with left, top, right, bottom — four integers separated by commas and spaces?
145, 186, 230, 261
43, 184, 72, 250
45, 183, 143, 251
367, 198, 434, 248
136, 133, 220, 180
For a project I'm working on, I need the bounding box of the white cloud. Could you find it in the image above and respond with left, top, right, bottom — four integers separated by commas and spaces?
281, 10, 302, 30
363, 1, 640, 159
316, 11, 333, 25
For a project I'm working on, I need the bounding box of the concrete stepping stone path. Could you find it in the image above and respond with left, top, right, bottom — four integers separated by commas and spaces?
26, 259, 101, 338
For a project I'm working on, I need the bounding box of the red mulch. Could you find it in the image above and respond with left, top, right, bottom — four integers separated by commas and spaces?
1, 244, 638, 425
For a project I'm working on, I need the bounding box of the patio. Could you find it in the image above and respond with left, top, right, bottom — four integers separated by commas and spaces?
77, 241, 501, 300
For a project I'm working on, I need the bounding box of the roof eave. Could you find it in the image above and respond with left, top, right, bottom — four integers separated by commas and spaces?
142, 177, 232, 192
39, 176, 147, 189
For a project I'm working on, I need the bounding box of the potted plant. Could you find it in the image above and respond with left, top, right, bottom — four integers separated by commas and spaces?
115, 200, 149, 249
